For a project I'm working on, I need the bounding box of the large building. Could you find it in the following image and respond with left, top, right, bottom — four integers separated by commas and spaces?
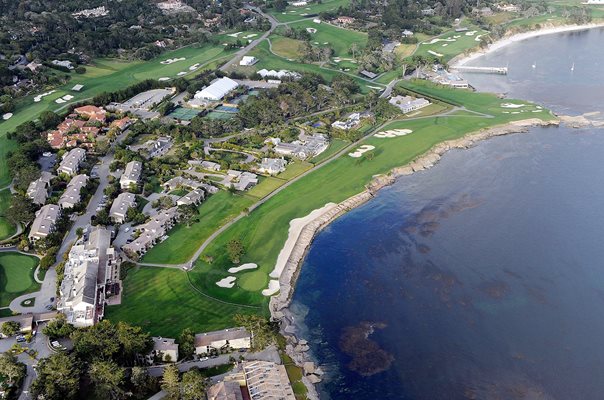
194, 77, 239, 101
26, 171, 55, 205
120, 161, 142, 190
109, 192, 137, 224
194, 327, 251, 355
243, 361, 296, 400
57, 148, 86, 176
149, 337, 179, 363
257, 158, 287, 175
273, 133, 329, 160
28, 204, 61, 242
59, 174, 88, 209
207, 381, 244, 400
122, 207, 178, 258
58, 226, 119, 327
388, 95, 431, 114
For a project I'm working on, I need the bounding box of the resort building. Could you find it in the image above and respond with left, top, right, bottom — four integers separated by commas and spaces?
109, 192, 136, 224
130, 136, 172, 159
258, 158, 287, 175
57, 226, 119, 327
74, 105, 107, 123
239, 56, 258, 66
120, 161, 142, 189
57, 148, 86, 176
273, 133, 328, 159
194, 327, 251, 355
222, 170, 258, 191
59, 174, 88, 209
176, 189, 205, 206
28, 204, 61, 242
194, 77, 239, 101
243, 361, 296, 400
388, 95, 431, 114
26, 171, 55, 205
207, 381, 244, 400
148, 337, 179, 363
122, 207, 178, 258
332, 112, 363, 130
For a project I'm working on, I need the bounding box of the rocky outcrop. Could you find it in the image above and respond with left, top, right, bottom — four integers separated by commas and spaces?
559, 113, 604, 129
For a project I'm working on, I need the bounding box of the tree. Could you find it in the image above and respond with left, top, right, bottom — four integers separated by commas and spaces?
31, 353, 81, 400
161, 364, 180, 400
130, 366, 156, 397
40, 110, 62, 130
181, 369, 207, 400
1, 321, 21, 337
71, 320, 120, 361
6, 194, 36, 225
226, 239, 245, 264
116, 321, 151, 362
42, 314, 75, 339
94, 209, 111, 226
178, 328, 195, 361
233, 314, 278, 351
89, 360, 125, 400
0, 353, 25, 386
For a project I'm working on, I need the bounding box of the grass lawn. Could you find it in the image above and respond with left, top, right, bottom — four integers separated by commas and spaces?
285, 20, 367, 58
270, 36, 306, 59
413, 26, 489, 62
0, 189, 16, 240
105, 266, 264, 337
245, 176, 285, 200
0, 252, 40, 307
268, 0, 352, 22
141, 191, 254, 264
310, 138, 349, 164
276, 160, 313, 180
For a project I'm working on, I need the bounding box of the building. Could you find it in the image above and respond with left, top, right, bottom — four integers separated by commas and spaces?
74, 105, 107, 123
257, 69, 301, 80
120, 161, 142, 190
149, 337, 179, 363
243, 361, 295, 400
200, 160, 221, 171
194, 77, 239, 101
57, 148, 86, 176
110, 117, 132, 132
176, 189, 205, 206
240, 56, 258, 66
496, 3, 520, 12
223, 171, 258, 191
273, 133, 328, 160
207, 381, 244, 400
194, 327, 251, 355
58, 226, 119, 327
332, 112, 363, 130
27, 171, 55, 205
335, 16, 355, 25
28, 204, 61, 242
402, 29, 414, 37
290, 0, 308, 6
0, 315, 34, 337
59, 174, 88, 209
389, 95, 431, 114
122, 207, 178, 258
360, 70, 378, 79
52, 60, 74, 70
131, 137, 172, 159
109, 192, 137, 224
163, 176, 202, 192
258, 158, 287, 175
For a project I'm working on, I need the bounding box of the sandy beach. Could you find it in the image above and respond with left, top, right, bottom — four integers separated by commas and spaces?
452, 23, 604, 67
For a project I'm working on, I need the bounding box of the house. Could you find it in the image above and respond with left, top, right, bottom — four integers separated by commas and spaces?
177, 189, 205, 206
149, 337, 179, 363
120, 161, 142, 190
389, 95, 431, 114
332, 112, 362, 130
273, 133, 329, 160
110, 117, 132, 131
109, 192, 136, 224
200, 160, 221, 171
496, 3, 520, 12
402, 29, 414, 38
131, 136, 172, 159
207, 381, 244, 400
29, 204, 61, 242
57, 226, 119, 327
194, 327, 251, 354
258, 158, 287, 175
421, 8, 435, 16
359, 70, 377, 79
74, 105, 107, 123
194, 77, 239, 101
52, 60, 74, 70
335, 16, 355, 25
0, 315, 34, 337
27, 171, 55, 205
59, 174, 88, 209
122, 207, 178, 258
243, 361, 296, 400
222, 171, 258, 191
239, 56, 258, 66
57, 148, 86, 176
163, 176, 202, 192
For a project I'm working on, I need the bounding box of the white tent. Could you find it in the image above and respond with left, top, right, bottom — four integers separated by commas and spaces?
194, 77, 239, 101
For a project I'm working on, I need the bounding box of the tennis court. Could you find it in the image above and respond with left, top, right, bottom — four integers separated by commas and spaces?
168, 107, 201, 120
216, 105, 239, 113
205, 111, 234, 120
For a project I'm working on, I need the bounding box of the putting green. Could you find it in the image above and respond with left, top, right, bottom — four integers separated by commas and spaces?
0, 252, 40, 307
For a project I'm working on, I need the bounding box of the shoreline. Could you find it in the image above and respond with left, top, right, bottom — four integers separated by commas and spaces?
269, 117, 560, 399
451, 22, 604, 67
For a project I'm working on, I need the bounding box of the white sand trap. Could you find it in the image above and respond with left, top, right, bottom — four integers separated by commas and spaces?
349, 144, 375, 157
228, 263, 258, 273
269, 203, 338, 281
333, 59, 341, 63
177, 72, 187, 76
442, 44, 448, 47
348, 151, 363, 158
216, 276, 236, 288
359, 145, 375, 150
62, 95, 74, 100
2, 113, 13, 120
306, 28, 317, 34
33, 90, 56, 102
424, 38, 456, 45
313, 41, 319, 45
160, 57, 186, 65
501, 103, 525, 108
465, 31, 477, 36
502, 111, 510, 114
428, 50, 443, 57
262, 280, 280, 296
158, 77, 170, 81
55, 98, 66, 104
367, 85, 382, 90
323, 42, 328, 45
189, 63, 200, 71
475, 34, 483, 42
243, 34, 258, 39
511, 111, 521, 114
532, 110, 542, 113
227, 32, 243, 37
453, 35, 461, 39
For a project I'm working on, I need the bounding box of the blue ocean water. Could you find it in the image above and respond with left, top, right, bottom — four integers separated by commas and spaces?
290, 28, 604, 399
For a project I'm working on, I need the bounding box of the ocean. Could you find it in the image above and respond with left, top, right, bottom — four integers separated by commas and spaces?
289, 27, 604, 399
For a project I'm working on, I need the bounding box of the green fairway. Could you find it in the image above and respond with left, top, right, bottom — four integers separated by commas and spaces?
310, 138, 349, 164
268, 0, 352, 22
284, 20, 367, 58
269, 36, 306, 59
414, 27, 489, 62
0, 252, 40, 307
0, 189, 15, 241
105, 266, 264, 337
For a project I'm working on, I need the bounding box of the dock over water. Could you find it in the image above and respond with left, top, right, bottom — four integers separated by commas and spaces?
451, 66, 508, 75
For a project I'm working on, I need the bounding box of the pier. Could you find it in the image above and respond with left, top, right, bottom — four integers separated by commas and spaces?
451, 66, 508, 75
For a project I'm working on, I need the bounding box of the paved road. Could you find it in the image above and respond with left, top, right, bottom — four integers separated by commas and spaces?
380, 78, 401, 98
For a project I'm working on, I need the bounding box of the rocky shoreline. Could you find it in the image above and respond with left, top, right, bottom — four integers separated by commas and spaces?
270, 117, 560, 399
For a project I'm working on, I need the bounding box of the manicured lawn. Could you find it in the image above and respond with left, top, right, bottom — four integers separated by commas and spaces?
276, 160, 313, 180
284, 20, 367, 58
310, 138, 349, 164
270, 36, 305, 59
140, 191, 254, 264
413, 26, 489, 62
245, 176, 285, 200
268, 0, 352, 22
0, 252, 40, 307
0, 189, 16, 240
105, 266, 264, 337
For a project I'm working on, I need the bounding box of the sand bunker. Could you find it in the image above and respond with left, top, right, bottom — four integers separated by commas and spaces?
62, 94, 74, 100
374, 129, 413, 138
428, 50, 443, 57
2, 113, 12, 120
501, 103, 525, 108
177, 71, 187, 76
475, 34, 484, 42
424, 37, 456, 45
228, 263, 258, 273
442, 44, 448, 47
189, 63, 200, 71
227, 32, 243, 37
216, 276, 236, 288
243, 34, 258, 39
158, 77, 170, 81
262, 280, 280, 296
348, 144, 375, 158
160, 57, 186, 65
306, 28, 317, 34
55, 98, 66, 104
33, 90, 56, 102
465, 30, 477, 36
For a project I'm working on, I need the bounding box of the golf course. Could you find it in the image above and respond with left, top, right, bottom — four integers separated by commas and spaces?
0, 252, 40, 307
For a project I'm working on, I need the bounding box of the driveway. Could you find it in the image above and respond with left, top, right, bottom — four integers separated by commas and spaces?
9, 267, 57, 314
